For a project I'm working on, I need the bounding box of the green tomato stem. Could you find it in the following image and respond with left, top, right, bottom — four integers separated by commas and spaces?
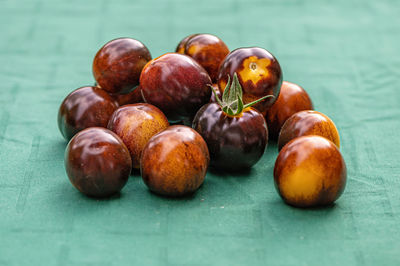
211, 72, 275, 116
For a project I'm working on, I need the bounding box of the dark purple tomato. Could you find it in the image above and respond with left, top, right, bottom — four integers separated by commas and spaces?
192, 103, 268, 170
93, 38, 152, 94
58, 86, 118, 140
65, 127, 132, 197
140, 53, 212, 122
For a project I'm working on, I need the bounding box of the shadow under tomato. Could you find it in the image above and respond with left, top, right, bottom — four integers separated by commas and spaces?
208, 165, 253, 178
131, 168, 141, 177
288, 201, 337, 211
146, 188, 199, 201
271, 197, 337, 211
82, 191, 124, 201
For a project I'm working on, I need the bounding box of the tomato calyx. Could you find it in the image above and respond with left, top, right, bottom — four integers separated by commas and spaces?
210, 73, 275, 116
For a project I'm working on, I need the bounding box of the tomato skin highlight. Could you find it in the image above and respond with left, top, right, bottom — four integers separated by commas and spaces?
65, 127, 132, 198
140, 53, 212, 123
278, 110, 340, 151
93, 38, 152, 95
274, 135, 346, 208
192, 103, 268, 171
58, 86, 119, 141
179, 34, 230, 82
140, 125, 209, 197
107, 103, 169, 169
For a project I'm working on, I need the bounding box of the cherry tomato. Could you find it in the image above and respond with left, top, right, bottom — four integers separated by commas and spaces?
278, 110, 340, 150
274, 135, 346, 207
140, 53, 211, 122
58, 86, 118, 140
266, 81, 313, 140
193, 73, 269, 170
93, 38, 151, 94
217, 47, 282, 114
141, 125, 209, 197
193, 103, 268, 170
108, 103, 169, 169
65, 127, 132, 197
177, 33, 229, 82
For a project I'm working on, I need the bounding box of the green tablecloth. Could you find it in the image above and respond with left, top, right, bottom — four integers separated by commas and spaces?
1, 0, 399, 265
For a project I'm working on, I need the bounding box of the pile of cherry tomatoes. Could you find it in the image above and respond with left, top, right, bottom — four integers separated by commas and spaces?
58, 34, 346, 208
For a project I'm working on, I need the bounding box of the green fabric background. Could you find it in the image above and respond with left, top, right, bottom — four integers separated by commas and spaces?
1, 0, 399, 265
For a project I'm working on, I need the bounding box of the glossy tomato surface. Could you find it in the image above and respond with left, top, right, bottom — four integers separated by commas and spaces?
274, 135, 347, 207
266, 81, 313, 140
177, 34, 229, 82
217, 47, 282, 114
107, 103, 169, 169
175, 34, 199, 54
93, 38, 151, 94
65, 127, 132, 197
278, 110, 340, 150
141, 125, 209, 197
192, 103, 268, 170
58, 86, 118, 140
140, 53, 212, 122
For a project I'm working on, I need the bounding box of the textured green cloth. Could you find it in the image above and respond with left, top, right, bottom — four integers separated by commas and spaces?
1, 0, 399, 265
